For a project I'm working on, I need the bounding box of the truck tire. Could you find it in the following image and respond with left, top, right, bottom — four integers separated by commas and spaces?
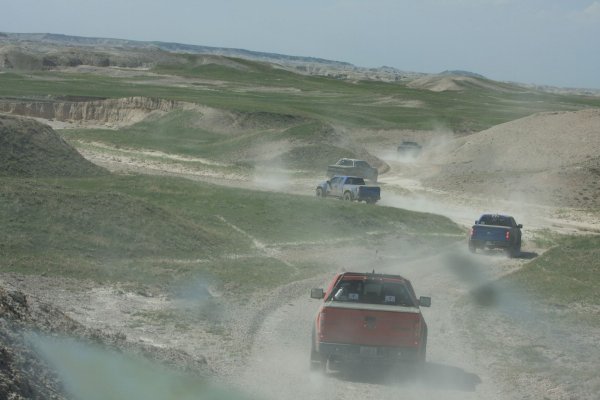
310, 352, 326, 372
468, 243, 476, 253
316, 187, 326, 199
508, 243, 521, 258
343, 191, 353, 201
310, 331, 326, 372
419, 328, 428, 363
365, 199, 376, 205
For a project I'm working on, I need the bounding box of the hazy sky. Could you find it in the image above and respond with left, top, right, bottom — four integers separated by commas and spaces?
2, 0, 599, 89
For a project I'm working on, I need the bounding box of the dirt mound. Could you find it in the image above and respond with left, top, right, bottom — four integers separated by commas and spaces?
439, 109, 600, 171
407, 75, 520, 93
0, 115, 107, 177
422, 108, 600, 207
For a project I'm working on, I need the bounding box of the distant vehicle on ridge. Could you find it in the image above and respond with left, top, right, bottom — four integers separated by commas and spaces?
327, 158, 378, 182
397, 141, 422, 158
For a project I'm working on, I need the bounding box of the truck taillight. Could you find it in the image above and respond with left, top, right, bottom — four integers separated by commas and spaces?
318, 312, 326, 337
470, 228, 475, 238
505, 231, 510, 240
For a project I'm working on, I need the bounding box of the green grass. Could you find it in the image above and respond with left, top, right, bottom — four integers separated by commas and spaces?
61, 116, 350, 172
506, 235, 600, 309
53, 174, 462, 243
60, 109, 316, 160
0, 175, 462, 290
62, 110, 231, 158
2, 65, 599, 135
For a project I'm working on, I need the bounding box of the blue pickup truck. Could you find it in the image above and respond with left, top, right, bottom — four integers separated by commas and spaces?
316, 176, 380, 204
468, 214, 523, 257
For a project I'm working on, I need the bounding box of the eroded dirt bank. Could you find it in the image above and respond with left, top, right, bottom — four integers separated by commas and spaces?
0, 97, 186, 128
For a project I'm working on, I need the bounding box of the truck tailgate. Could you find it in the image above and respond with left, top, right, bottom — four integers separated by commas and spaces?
358, 186, 380, 198
472, 225, 509, 242
320, 302, 421, 347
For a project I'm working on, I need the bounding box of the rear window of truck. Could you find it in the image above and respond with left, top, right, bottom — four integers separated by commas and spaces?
479, 215, 513, 227
330, 279, 415, 307
345, 177, 365, 185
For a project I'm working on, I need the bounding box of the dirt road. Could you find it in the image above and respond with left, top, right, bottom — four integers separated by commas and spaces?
230, 240, 529, 400
212, 156, 596, 399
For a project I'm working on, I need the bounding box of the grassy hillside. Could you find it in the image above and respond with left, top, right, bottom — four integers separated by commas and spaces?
462, 234, 600, 398
506, 235, 600, 322
2, 63, 599, 135
0, 175, 462, 291
60, 113, 360, 172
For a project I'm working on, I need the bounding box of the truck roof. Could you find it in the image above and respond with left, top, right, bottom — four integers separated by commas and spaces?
330, 175, 364, 179
338, 158, 365, 162
480, 213, 512, 218
337, 271, 409, 284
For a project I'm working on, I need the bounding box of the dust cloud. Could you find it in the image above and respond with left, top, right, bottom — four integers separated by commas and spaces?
250, 141, 296, 191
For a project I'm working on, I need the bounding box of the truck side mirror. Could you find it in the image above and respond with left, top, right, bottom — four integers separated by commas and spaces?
419, 296, 431, 307
517, 224, 523, 228
474, 220, 478, 225
311, 288, 325, 299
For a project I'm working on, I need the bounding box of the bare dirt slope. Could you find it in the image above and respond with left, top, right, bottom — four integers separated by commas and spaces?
406, 75, 518, 93
419, 108, 600, 209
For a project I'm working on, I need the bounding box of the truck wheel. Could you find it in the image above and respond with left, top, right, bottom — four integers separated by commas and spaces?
310, 332, 326, 372
343, 192, 353, 201
365, 199, 376, 205
316, 187, 326, 199
310, 353, 327, 372
419, 329, 427, 363
508, 244, 520, 258
468, 243, 476, 253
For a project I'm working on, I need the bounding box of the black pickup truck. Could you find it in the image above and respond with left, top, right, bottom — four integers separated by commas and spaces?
468, 214, 522, 257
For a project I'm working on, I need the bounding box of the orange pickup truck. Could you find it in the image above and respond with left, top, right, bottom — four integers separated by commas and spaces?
309, 271, 431, 371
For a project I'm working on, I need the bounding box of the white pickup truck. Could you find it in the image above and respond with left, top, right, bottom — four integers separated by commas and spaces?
316, 175, 381, 204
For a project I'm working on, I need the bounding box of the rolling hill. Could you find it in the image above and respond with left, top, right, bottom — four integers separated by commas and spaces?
0, 114, 107, 177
